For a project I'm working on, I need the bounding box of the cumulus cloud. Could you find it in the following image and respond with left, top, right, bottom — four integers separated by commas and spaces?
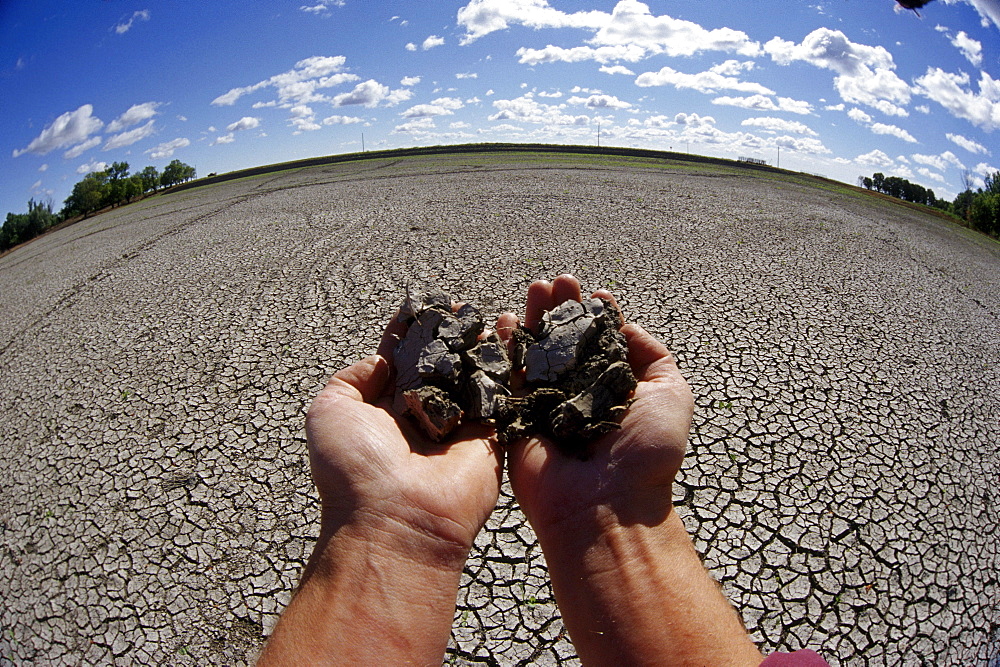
914, 68, 1000, 132
458, 0, 760, 58
456, 72, 479, 79
960, 0, 1000, 29
114, 9, 150, 35
939, 28, 983, 66
103, 119, 157, 150
394, 117, 437, 134
600, 64, 635, 76
211, 133, 236, 145
764, 28, 910, 114
912, 151, 965, 171
848, 108, 873, 123
946, 132, 990, 155
226, 116, 261, 132
870, 122, 917, 143
422, 35, 445, 50
107, 102, 161, 133
517, 44, 647, 65
401, 76, 421, 86
711, 94, 812, 115
300, 0, 345, 14
916, 167, 946, 183
212, 56, 359, 107
14, 104, 104, 157
405, 43, 418, 51
488, 94, 590, 126
77, 160, 109, 175
145, 138, 190, 159
635, 64, 773, 95
567, 94, 632, 109
325, 81, 413, 109
400, 97, 465, 118
322, 115, 363, 125
741, 117, 817, 136
856, 149, 894, 167
63, 137, 102, 160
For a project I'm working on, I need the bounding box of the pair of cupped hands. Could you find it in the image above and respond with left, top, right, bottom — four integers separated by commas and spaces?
307, 275, 695, 559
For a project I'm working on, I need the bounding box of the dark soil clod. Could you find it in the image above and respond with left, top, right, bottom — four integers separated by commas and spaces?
393, 288, 635, 454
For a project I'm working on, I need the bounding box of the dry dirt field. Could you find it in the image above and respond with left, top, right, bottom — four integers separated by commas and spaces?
1, 152, 998, 665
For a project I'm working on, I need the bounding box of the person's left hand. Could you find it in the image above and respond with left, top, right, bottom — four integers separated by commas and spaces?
305, 313, 504, 563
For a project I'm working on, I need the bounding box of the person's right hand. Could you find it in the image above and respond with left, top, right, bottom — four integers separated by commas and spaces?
499, 274, 694, 534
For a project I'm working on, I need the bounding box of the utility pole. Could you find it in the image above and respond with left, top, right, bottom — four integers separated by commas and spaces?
777, 146, 780, 169
597, 122, 601, 147
362, 133, 365, 152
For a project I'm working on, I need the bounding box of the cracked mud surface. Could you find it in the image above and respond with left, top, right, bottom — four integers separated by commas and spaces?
0, 153, 998, 665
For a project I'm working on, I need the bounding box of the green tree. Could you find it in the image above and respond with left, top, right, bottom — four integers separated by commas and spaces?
62, 173, 107, 218
0, 199, 58, 252
160, 159, 196, 188
139, 166, 160, 193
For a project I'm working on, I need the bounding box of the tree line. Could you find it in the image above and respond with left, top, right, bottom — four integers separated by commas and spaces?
1, 160, 196, 253
859, 170, 1000, 238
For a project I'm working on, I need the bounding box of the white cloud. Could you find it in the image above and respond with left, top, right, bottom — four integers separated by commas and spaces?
917, 167, 946, 183
946, 29, 983, 66
488, 94, 590, 126
915, 104, 931, 114
537, 90, 563, 98
451, 121, 472, 129
226, 116, 261, 132
77, 160, 109, 175
567, 93, 631, 109
212, 56, 358, 107
422, 35, 445, 50
401, 76, 421, 86
401, 97, 465, 118
63, 137, 102, 160
405, 43, 418, 51
824, 103, 845, 111
764, 28, 910, 114
600, 64, 635, 76
14, 105, 104, 157
946, 132, 990, 155
331, 79, 411, 107
711, 94, 812, 115
458, 0, 760, 57
211, 133, 235, 145
103, 119, 156, 150
114, 9, 150, 35
145, 138, 190, 159
38, 164, 48, 172
635, 65, 773, 95
322, 115, 363, 125
848, 108, 873, 124
960, 0, 1000, 29
914, 68, 1000, 132
741, 117, 817, 136
912, 152, 966, 172
393, 117, 437, 134
456, 72, 479, 79
870, 122, 917, 143
856, 149, 894, 167
517, 44, 647, 65
107, 102, 161, 133
300, 0, 345, 14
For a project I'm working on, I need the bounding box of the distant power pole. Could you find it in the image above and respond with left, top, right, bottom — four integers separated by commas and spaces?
777, 146, 780, 169
597, 122, 601, 147
362, 133, 365, 152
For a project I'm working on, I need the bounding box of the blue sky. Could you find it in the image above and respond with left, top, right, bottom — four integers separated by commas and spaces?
2, 0, 998, 217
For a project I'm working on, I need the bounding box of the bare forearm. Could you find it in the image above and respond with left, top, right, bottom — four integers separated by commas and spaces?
259, 519, 467, 666
540, 507, 762, 666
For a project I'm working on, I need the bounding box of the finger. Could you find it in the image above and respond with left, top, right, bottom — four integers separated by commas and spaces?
621, 323, 682, 382
496, 312, 520, 344
591, 289, 624, 327
322, 354, 391, 404
551, 274, 582, 306
525, 280, 553, 333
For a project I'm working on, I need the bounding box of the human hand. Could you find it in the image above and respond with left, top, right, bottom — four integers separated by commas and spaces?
500, 274, 694, 535
306, 311, 504, 562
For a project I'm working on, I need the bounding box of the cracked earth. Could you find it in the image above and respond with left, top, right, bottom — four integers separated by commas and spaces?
0, 152, 997, 665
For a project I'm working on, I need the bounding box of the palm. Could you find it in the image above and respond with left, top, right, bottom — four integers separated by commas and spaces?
307, 356, 502, 550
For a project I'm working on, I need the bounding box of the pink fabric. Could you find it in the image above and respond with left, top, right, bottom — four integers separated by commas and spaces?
759, 649, 831, 666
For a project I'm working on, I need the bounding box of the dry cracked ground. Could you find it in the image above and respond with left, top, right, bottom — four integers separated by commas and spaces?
0, 152, 998, 666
